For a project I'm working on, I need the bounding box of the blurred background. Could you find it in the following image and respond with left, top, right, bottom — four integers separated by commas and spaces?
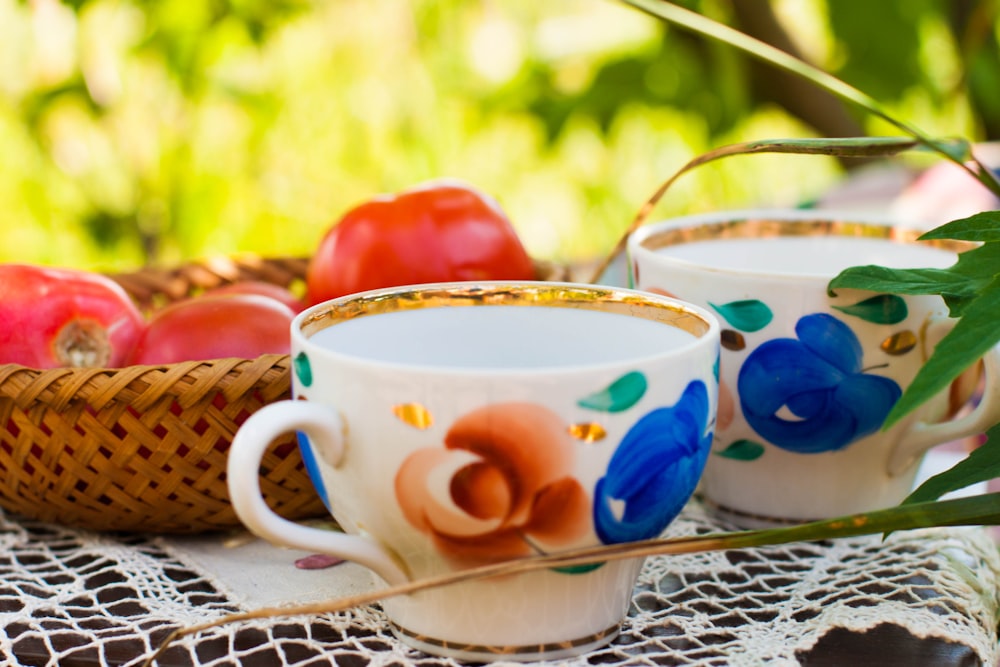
1, 0, 997, 271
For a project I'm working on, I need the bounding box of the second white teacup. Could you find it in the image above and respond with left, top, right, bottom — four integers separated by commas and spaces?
628, 209, 1000, 527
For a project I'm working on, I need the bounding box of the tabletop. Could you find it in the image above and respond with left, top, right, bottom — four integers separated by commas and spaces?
0, 499, 997, 667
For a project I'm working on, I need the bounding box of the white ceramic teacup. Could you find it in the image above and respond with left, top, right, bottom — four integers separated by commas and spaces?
627, 209, 1000, 527
227, 281, 720, 661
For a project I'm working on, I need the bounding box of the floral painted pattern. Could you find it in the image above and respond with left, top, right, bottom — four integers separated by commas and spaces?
394, 377, 715, 567
737, 313, 902, 454
593, 380, 713, 544
395, 402, 591, 566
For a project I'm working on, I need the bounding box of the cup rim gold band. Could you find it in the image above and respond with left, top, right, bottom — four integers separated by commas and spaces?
299, 280, 715, 340
636, 217, 971, 255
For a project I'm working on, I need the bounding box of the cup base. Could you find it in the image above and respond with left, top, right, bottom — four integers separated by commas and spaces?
700, 496, 821, 529
390, 621, 621, 662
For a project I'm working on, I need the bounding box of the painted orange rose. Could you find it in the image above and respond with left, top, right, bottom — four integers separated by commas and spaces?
395, 402, 591, 566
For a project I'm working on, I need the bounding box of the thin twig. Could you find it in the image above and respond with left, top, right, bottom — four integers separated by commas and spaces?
587, 137, 930, 284
140, 492, 1000, 666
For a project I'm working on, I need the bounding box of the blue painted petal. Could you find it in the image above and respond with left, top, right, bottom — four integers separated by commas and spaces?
784, 388, 831, 420
737, 339, 843, 416
743, 402, 857, 453
795, 313, 863, 374
739, 339, 855, 453
736, 314, 903, 455
833, 373, 902, 441
594, 449, 705, 543
599, 409, 699, 498
594, 381, 712, 544
296, 432, 331, 512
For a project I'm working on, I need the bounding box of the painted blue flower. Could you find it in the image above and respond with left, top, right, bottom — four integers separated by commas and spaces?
593, 380, 713, 544
737, 313, 902, 454
296, 432, 332, 512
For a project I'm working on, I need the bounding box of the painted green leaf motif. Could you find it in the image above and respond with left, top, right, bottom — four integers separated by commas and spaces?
832, 294, 908, 325
293, 351, 313, 387
709, 300, 773, 332
715, 439, 766, 461
552, 562, 606, 574
577, 371, 647, 412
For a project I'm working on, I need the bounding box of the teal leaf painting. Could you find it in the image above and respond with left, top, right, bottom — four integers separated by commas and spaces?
832, 294, 908, 325
710, 300, 773, 332
577, 371, 647, 412
552, 562, 605, 574
715, 439, 766, 461
293, 352, 313, 387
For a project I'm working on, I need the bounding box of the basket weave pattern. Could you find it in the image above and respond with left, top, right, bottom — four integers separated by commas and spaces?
0, 255, 575, 533
0, 256, 325, 533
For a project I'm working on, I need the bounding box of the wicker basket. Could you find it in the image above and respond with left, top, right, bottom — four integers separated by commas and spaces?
0, 256, 324, 534
0, 255, 576, 534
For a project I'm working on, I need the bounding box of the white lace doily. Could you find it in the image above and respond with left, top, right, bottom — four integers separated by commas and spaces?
0, 500, 997, 667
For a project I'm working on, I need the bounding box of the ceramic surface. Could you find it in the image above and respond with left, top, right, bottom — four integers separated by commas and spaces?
227, 281, 720, 661
628, 209, 1000, 527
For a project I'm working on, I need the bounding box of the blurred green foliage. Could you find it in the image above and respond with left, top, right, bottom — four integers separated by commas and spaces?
0, 0, 996, 270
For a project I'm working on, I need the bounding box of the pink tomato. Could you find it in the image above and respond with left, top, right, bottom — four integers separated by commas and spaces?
129, 294, 294, 365
0, 264, 146, 368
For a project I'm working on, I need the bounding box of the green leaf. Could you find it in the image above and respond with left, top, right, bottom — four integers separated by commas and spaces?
827, 242, 1000, 319
832, 294, 908, 325
715, 439, 765, 461
828, 265, 978, 298
905, 425, 1000, 504
577, 371, 647, 412
709, 299, 773, 332
949, 242, 1000, 279
920, 211, 1000, 242
884, 276, 1000, 427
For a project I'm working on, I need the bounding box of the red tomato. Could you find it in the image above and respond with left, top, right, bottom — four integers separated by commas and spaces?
306, 179, 535, 304
128, 294, 294, 365
203, 281, 306, 313
0, 264, 146, 368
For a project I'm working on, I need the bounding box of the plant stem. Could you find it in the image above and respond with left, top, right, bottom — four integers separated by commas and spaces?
140, 492, 1000, 666
616, 0, 1000, 198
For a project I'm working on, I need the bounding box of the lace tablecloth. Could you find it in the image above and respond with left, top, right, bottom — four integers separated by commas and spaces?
0, 500, 998, 667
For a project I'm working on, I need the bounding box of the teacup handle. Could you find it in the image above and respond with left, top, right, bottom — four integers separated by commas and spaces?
227, 400, 410, 585
888, 343, 1000, 476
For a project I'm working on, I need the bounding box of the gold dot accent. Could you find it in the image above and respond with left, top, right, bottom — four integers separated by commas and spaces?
393, 403, 433, 429
721, 330, 746, 351
881, 330, 917, 356
568, 422, 607, 443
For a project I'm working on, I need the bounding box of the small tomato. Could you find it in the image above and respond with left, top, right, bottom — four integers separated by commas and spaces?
306, 179, 535, 304
128, 294, 294, 365
0, 264, 146, 368
203, 281, 306, 313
